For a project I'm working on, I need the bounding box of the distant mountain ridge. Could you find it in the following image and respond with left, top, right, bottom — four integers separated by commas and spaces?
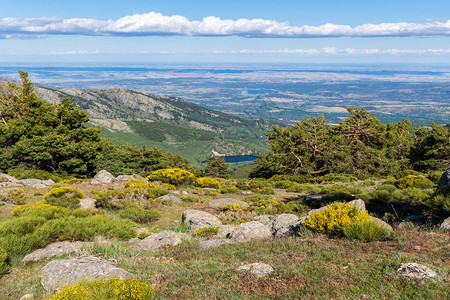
27, 84, 271, 164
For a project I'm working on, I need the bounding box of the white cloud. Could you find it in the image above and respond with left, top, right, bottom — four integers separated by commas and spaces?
48, 50, 99, 55
225, 48, 450, 55
0, 12, 449, 38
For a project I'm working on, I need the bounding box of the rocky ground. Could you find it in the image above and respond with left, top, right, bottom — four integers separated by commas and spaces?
0, 171, 448, 299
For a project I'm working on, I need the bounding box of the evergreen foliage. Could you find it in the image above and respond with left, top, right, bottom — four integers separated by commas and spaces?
251, 107, 449, 178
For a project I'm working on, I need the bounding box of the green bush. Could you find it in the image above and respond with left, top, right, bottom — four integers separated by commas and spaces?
425, 186, 450, 218
319, 173, 358, 183
8, 169, 61, 182
258, 187, 275, 195
44, 186, 85, 209
44, 277, 155, 300
376, 184, 397, 192
0, 247, 9, 276
394, 169, 425, 179
0, 189, 27, 205
148, 168, 195, 186
194, 226, 219, 237
118, 206, 161, 223
274, 180, 294, 189
428, 171, 443, 183
196, 177, 220, 189
396, 175, 434, 189
220, 186, 240, 194
343, 220, 390, 242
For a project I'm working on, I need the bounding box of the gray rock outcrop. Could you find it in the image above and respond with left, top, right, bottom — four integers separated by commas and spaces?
228, 221, 272, 243
129, 231, 190, 251
253, 215, 273, 226
236, 263, 274, 278
216, 225, 237, 238
268, 214, 301, 237
397, 263, 437, 279
79, 198, 96, 210
0, 173, 17, 183
370, 216, 393, 232
90, 170, 115, 185
346, 199, 366, 211
209, 198, 250, 209
40, 256, 132, 291
23, 241, 91, 263
437, 167, 450, 190
182, 209, 222, 232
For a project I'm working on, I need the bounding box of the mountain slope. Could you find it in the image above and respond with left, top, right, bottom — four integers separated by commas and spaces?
31, 85, 271, 164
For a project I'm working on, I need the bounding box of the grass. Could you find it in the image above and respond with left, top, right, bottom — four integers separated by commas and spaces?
0, 177, 448, 299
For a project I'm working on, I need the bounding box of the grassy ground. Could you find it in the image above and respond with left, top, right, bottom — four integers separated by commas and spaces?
0, 179, 448, 299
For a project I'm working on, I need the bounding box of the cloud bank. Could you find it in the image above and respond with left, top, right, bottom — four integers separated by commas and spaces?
1, 12, 449, 39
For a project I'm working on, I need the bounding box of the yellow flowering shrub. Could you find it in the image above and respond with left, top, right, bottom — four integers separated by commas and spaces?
194, 226, 219, 237
44, 186, 85, 209
148, 168, 195, 186
196, 177, 221, 189
60, 178, 88, 185
12, 201, 64, 219
0, 246, 8, 276
254, 199, 281, 208
217, 203, 243, 212
1, 189, 26, 204
124, 179, 148, 190
44, 277, 155, 300
304, 202, 371, 234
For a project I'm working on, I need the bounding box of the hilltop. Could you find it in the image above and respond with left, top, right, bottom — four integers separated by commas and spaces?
32, 85, 271, 164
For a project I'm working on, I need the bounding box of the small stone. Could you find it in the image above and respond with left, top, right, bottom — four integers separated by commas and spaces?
19, 294, 35, 300
182, 209, 222, 232
209, 198, 250, 209
228, 221, 272, 243
0, 173, 17, 183
437, 167, 450, 190
129, 231, 190, 251
90, 170, 115, 185
440, 216, 450, 231
156, 194, 182, 204
136, 227, 150, 235
22, 241, 91, 263
236, 263, 274, 278
397, 263, 437, 279
199, 239, 235, 250
240, 191, 253, 195
216, 225, 237, 238
79, 198, 96, 210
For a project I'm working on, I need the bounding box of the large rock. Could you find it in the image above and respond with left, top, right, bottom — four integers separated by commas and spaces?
346, 199, 366, 211
440, 216, 450, 231
216, 225, 237, 238
182, 209, 222, 232
228, 221, 272, 243
18, 178, 54, 189
0, 173, 17, 183
23, 241, 91, 263
90, 170, 115, 185
268, 214, 300, 237
437, 168, 450, 190
370, 217, 393, 232
209, 198, 250, 209
156, 194, 182, 204
199, 239, 235, 250
115, 175, 141, 182
399, 215, 430, 228
253, 215, 273, 226
129, 231, 190, 251
236, 263, 274, 278
40, 256, 132, 291
397, 263, 437, 279
79, 198, 96, 210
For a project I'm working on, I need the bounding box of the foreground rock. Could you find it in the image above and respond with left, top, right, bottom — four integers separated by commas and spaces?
346, 199, 366, 211
236, 263, 274, 278
129, 231, 190, 251
41, 256, 132, 291
80, 198, 96, 210
90, 170, 115, 185
156, 194, 182, 204
370, 216, 393, 232
228, 221, 272, 243
216, 225, 237, 238
0, 173, 17, 183
437, 167, 450, 190
182, 209, 222, 232
440, 216, 450, 231
23, 241, 91, 263
268, 214, 301, 237
253, 215, 273, 226
209, 198, 250, 209
199, 239, 235, 250
16, 178, 54, 189
397, 263, 437, 279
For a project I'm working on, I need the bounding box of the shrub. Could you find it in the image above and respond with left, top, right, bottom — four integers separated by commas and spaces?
287, 183, 319, 194
394, 169, 425, 179
274, 180, 294, 189
148, 168, 195, 186
304, 202, 371, 235
95, 189, 132, 210
0, 247, 8, 276
428, 171, 443, 183
12, 202, 65, 219
180, 196, 200, 203
425, 186, 450, 218
401, 187, 432, 202
259, 187, 275, 195
217, 203, 244, 212
196, 177, 220, 189
396, 175, 434, 189
44, 277, 155, 300
60, 178, 88, 185
320, 184, 361, 195
343, 220, 389, 242
194, 226, 219, 237
118, 206, 161, 223
1, 189, 26, 205
44, 186, 85, 209
220, 186, 240, 194
377, 184, 397, 192
319, 173, 358, 183
8, 169, 61, 182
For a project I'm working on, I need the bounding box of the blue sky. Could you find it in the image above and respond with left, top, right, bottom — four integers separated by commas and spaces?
1, 0, 450, 64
